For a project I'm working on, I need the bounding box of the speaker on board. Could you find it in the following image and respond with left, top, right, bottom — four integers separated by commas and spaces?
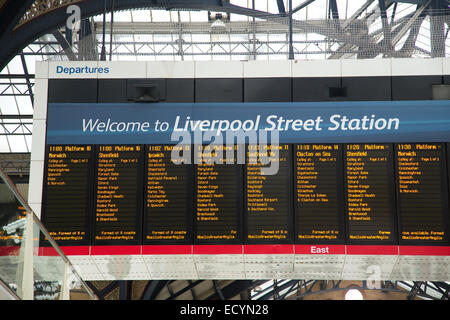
127, 79, 166, 102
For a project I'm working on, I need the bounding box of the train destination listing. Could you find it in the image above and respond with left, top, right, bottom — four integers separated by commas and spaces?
246, 144, 293, 242
345, 144, 396, 243
93, 145, 143, 244
145, 144, 191, 243
41, 143, 450, 246
295, 144, 344, 243
42, 145, 93, 244
396, 143, 449, 244
195, 145, 242, 242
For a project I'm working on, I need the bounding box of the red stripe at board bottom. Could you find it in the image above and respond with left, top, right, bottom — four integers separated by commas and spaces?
244, 244, 294, 254
0, 246, 21, 256
295, 245, 346, 255
90, 246, 141, 255
193, 245, 243, 255
142, 245, 192, 255
39, 246, 90, 256
34, 245, 450, 256
346, 245, 398, 255
399, 246, 450, 256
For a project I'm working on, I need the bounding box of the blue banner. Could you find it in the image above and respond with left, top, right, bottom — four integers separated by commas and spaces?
46, 101, 450, 144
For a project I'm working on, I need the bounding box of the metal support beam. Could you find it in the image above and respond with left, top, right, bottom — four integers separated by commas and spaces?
214, 281, 226, 300
257, 280, 299, 300
99, 281, 119, 299
390, 2, 398, 25
288, 0, 294, 59
109, 0, 115, 61
86, 282, 103, 299
141, 280, 169, 300
79, 18, 98, 60
392, 1, 431, 44
52, 30, 77, 61
0, 278, 20, 300
329, 0, 341, 37
276, 0, 286, 14
206, 280, 257, 300
379, 0, 393, 55
100, 0, 107, 61
280, 281, 301, 300
119, 281, 132, 300
329, 0, 386, 59
19, 52, 34, 105
1, 0, 445, 72
166, 280, 203, 300
222, 3, 388, 57
65, 25, 73, 47
0, 0, 35, 39
396, 13, 427, 56
430, 0, 446, 57
342, 0, 375, 29
20, 212, 34, 300
292, 0, 316, 14
407, 282, 424, 300
329, 0, 340, 20
187, 280, 198, 300
251, 0, 256, 60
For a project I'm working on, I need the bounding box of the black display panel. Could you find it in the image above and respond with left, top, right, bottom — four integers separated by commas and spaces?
144, 144, 192, 244
448, 143, 450, 207
395, 143, 450, 245
344, 144, 397, 244
245, 144, 294, 243
93, 145, 143, 245
295, 144, 345, 244
194, 144, 243, 244
41, 145, 94, 245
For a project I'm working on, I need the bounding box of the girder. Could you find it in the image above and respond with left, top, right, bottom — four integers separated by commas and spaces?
0, 0, 231, 71
1, 0, 450, 71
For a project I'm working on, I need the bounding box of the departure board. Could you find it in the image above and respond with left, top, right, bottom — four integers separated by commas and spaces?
93, 145, 143, 245
448, 143, 450, 189
42, 145, 94, 245
295, 144, 344, 243
344, 144, 397, 244
396, 143, 450, 244
448, 142, 450, 206
144, 144, 192, 244
245, 144, 293, 243
195, 144, 243, 243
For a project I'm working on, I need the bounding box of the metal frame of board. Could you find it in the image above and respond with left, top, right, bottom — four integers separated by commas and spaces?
29, 59, 450, 281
